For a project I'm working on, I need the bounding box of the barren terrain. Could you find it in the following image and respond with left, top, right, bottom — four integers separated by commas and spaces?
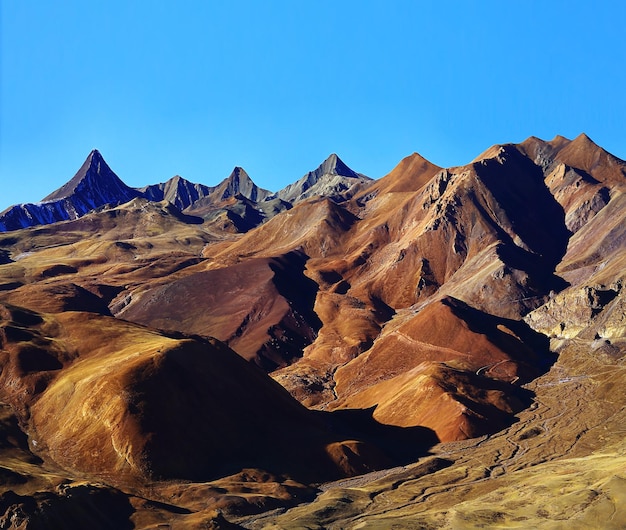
0, 134, 624, 527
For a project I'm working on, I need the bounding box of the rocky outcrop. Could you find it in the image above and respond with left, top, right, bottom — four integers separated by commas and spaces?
0, 485, 134, 530
524, 282, 624, 340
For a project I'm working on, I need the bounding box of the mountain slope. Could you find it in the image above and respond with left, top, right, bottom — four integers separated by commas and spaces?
116, 251, 322, 370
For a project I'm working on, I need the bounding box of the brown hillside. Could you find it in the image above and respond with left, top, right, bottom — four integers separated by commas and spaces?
118, 251, 321, 369
0, 304, 422, 489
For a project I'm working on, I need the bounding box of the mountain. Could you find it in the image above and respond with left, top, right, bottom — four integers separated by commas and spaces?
213, 166, 272, 202
145, 167, 274, 213
273, 153, 372, 203
353, 151, 441, 198
41, 150, 135, 203
0, 301, 421, 501
138, 167, 282, 235
183, 167, 274, 217
139, 175, 213, 211
0, 134, 625, 528
0, 150, 140, 231
0, 153, 363, 233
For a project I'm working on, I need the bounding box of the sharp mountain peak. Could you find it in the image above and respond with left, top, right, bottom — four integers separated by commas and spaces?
315, 153, 361, 179
227, 166, 252, 181
42, 148, 125, 202
209, 166, 270, 203
403, 151, 440, 169
573, 131, 594, 143
566, 132, 608, 154
271, 153, 370, 204
0, 149, 140, 231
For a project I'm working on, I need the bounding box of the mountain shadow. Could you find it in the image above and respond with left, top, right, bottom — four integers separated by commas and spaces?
316, 407, 441, 467
252, 250, 324, 371
474, 146, 572, 270
441, 296, 557, 380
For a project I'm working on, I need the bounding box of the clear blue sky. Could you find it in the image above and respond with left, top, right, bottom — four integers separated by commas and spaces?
1, 1, 625, 212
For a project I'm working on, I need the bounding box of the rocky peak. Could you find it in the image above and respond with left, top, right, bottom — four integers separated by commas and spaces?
226, 167, 252, 190
298, 154, 363, 190
556, 132, 626, 184
550, 134, 571, 146
0, 150, 141, 231
274, 154, 370, 204
217, 167, 271, 202
42, 150, 134, 203
140, 175, 213, 211
316, 153, 362, 179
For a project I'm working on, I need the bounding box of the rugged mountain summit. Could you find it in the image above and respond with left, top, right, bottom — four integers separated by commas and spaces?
41, 150, 136, 204
138, 167, 275, 226
140, 175, 213, 210
0, 134, 625, 527
0, 152, 363, 233
0, 150, 140, 231
274, 153, 372, 203
217, 166, 271, 202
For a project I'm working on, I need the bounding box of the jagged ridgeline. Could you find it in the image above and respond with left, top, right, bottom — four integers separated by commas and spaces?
0, 151, 371, 232
0, 134, 625, 528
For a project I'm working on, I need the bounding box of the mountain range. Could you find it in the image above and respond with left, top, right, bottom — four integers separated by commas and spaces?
0, 134, 625, 528
0, 151, 371, 232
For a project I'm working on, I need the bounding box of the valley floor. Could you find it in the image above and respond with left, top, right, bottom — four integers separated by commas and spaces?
237, 337, 626, 529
